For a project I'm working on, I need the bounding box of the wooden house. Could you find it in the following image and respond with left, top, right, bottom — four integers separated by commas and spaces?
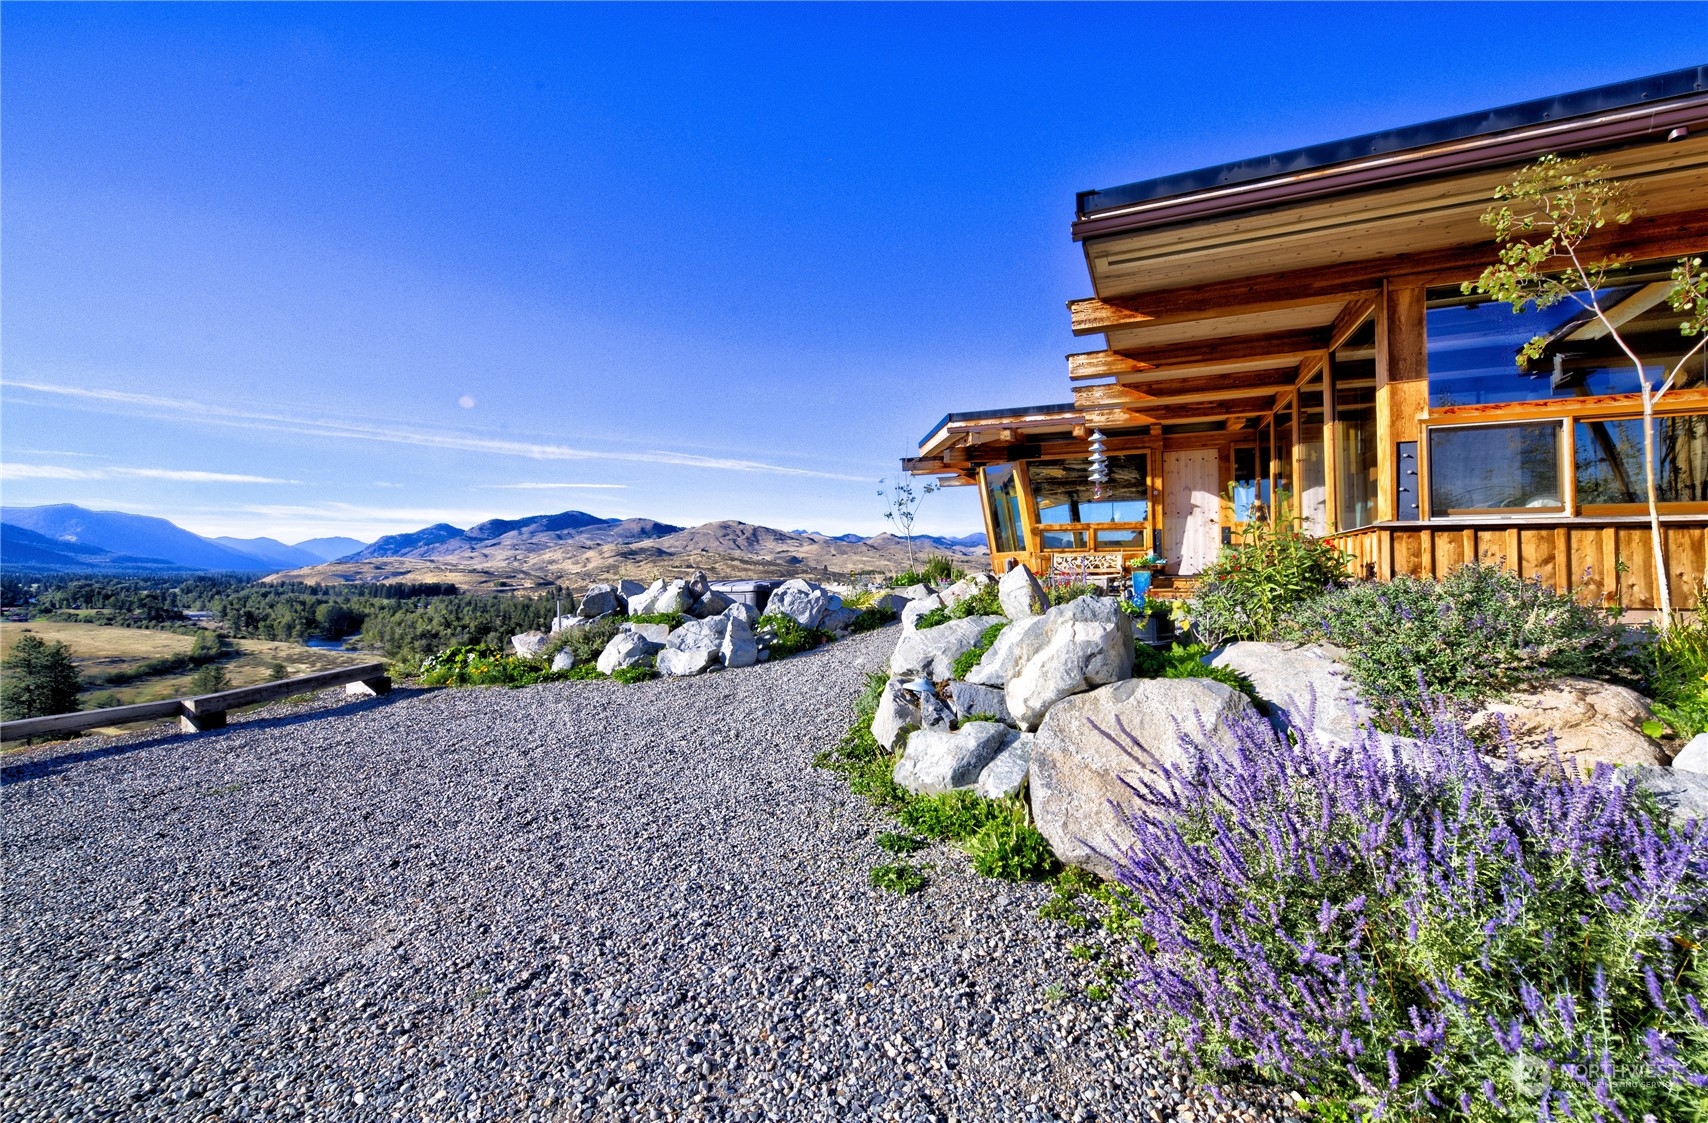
906, 67, 1708, 610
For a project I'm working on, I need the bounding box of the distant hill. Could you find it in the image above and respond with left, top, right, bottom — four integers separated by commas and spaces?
292, 536, 369, 563
1, 505, 278, 572
213, 536, 324, 569
0, 522, 183, 573
346, 523, 472, 560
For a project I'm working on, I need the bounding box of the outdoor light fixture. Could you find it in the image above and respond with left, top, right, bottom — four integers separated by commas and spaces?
1087, 428, 1109, 499
903, 677, 936, 698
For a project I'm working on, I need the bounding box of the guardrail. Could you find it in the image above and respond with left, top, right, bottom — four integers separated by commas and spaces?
0, 662, 391, 743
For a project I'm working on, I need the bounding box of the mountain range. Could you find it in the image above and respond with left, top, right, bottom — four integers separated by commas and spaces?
0, 504, 987, 587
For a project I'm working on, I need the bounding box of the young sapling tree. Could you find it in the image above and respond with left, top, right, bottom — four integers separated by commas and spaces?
1467, 154, 1708, 628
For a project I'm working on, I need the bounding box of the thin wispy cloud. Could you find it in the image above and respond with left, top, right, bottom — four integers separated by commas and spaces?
1, 462, 297, 484
7, 381, 869, 481
481, 482, 628, 490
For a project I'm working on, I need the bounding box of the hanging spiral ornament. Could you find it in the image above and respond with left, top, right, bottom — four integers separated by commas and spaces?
1087, 429, 1109, 500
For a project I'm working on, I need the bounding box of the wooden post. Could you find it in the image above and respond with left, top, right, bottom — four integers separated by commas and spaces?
1375, 282, 1429, 523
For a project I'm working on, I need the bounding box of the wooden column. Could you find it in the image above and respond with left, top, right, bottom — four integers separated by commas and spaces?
1375, 281, 1429, 521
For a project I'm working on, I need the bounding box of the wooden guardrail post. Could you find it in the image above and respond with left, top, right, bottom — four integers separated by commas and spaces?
2, 662, 391, 744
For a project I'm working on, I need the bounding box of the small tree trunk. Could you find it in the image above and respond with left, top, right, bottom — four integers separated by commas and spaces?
1642, 385, 1675, 630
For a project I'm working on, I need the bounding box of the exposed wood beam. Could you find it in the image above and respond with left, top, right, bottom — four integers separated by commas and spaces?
1329, 296, 1377, 350
1068, 351, 1154, 380
1072, 329, 1328, 382
1075, 367, 1297, 409
1068, 207, 1708, 336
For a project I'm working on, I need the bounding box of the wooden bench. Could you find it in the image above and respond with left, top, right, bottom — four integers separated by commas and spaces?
1, 662, 391, 742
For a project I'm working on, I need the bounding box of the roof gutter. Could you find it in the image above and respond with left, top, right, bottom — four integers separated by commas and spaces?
1072, 91, 1708, 243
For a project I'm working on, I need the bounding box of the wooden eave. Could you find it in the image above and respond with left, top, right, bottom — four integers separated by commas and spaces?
917, 408, 1084, 459
1077, 114, 1708, 301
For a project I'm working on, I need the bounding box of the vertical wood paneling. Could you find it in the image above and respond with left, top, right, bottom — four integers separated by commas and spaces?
1618, 528, 1654, 610
1554, 527, 1571, 591
1667, 527, 1704, 610
1572, 529, 1609, 606
1520, 530, 1555, 584
1436, 531, 1466, 574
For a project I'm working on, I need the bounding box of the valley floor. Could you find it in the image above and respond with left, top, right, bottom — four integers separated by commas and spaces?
1, 627, 1288, 1123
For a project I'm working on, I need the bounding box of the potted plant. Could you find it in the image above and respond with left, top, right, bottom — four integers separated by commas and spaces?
1129, 596, 1176, 645
1127, 553, 1166, 602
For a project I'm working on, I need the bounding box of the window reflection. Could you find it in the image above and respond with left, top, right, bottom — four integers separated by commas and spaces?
982, 464, 1024, 553
1428, 423, 1563, 514
1029, 454, 1149, 550
1575, 415, 1708, 506
1298, 372, 1327, 534
1426, 267, 1708, 408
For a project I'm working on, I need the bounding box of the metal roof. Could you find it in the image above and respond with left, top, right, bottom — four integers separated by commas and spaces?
919, 403, 1078, 448
1076, 65, 1708, 220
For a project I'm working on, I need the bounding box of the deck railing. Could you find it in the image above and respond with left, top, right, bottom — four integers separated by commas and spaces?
0, 662, 392, 743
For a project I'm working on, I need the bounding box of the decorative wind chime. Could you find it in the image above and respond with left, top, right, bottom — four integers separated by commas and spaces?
1087, 429, 1108, 500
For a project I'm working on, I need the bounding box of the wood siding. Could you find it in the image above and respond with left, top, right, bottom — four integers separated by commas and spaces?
1329, 520, 1708, 610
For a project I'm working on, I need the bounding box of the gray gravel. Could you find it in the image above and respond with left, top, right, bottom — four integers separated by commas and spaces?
2, 625, 1295, 1123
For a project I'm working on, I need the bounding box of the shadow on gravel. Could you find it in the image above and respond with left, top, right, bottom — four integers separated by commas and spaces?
1, 688, 429, 786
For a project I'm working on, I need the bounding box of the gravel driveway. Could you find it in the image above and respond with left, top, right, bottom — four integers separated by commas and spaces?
2, 625, 1290, 1123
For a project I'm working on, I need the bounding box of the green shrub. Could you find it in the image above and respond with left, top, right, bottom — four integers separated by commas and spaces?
888, 570, 929, 588
876, 831, 927, 855
847, 606, 897, 633
912, 606, 950, 630
1290, 563, 1637, 720
965, 802, 1058, 881
1132, 642, 1258, 701
758, 613, 833, 658
921, 555, 963, 584
948, 584, 1002, 619
951, 621, 1008, 678
609, 665, 655, 684
896, 790, 1009, 842
542, 616, 623, 667
1649, 610, 1708, 737
869, 863, 927, 894
624, 612, 685, 628
1049, 582, 1098, 606
1188, 511, 1349, 644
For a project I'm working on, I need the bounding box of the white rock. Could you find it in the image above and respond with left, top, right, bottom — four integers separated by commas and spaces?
1204, 642, 1368, 746
1030, 678, 1257, 879
625, 579, 667, 617
615, 579, 647, 608
900, 595, 944, 631
723, 601, 759, 628
890, 584, 933, 602
691, 589, 733, 618
965, 615, 1050, 687
1673, 732, 1708, 775
1005, 597, 1135, 729
822, 606, 860, 632
656, 616, 729, 677
871, 680, 954, 752
997, 564, 1048, 620
1469, 676, 1665, 770
765, 579, 832, 629
889, 615, 1006, 681
652, 580, 697, 617
510, 631, 550, 658
550, 650, 575, 672
549, 614, 580, 634
578, 584, 620, 618
948, 680, 1013, 726
868, 592, 911, 615
976, 732, 1033, 799
1621, 765, 1708, 825
596, 631, 660, 675
619, 621, 670, 644
938, 574, 992, 609
720, 613, 758, 668
894, 723, 1015, 796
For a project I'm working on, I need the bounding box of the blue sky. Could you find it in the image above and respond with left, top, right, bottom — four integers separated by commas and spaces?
3, 3, 1704, 543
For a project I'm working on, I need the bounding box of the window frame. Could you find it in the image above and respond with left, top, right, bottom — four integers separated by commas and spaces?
1420, 417, 1569, 520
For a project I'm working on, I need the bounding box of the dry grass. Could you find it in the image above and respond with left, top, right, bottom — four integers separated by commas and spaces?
0, 620, 370, 708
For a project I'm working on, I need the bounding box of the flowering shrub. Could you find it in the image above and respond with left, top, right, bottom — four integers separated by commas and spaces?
1286, 564, 1638, 722
757, 614, 833, 657
1189, 515, 1349, 644
416, 645, 549, 687
1097, 704, 1708, 1121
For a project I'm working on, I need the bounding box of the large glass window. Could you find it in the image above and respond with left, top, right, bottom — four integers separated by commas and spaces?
1426, 265, 1708, 408
1029, 453, 1149, 550
1273, 395, 1295, 505
982, 464, 1024, 553
1428, 422, 1564, 515
1334, 345, 1378, 531
1575, 414, 1708, 506
1298, 371, 1328, 535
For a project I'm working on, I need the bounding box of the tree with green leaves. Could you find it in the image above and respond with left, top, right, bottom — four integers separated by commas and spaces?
188, 664, 229, 695
1467, 154, 1708, 628
1, 633, 83, 720
878, 475, 940, 574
